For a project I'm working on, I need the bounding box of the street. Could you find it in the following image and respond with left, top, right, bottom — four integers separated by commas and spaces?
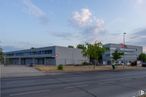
1, 70, 146, 97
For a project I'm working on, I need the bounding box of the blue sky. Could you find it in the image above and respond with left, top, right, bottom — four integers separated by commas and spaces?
0, 0, 146, 52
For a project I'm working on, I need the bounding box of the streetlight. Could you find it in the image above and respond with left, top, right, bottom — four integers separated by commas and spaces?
123, 32, 126, 69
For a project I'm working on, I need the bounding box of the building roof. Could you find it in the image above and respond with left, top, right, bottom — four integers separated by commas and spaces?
104, 43, 142, 48
4, 45, 80, 54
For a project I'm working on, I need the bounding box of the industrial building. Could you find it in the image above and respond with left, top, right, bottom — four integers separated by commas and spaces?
4, 44, 142, 65
102, 43, 142, 64
4, 46, 88, 65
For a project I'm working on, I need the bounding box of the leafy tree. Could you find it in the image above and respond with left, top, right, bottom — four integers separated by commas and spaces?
0, 48, 4, 64
76, 44, 85, 49
68, 45, 74, 48
81, 42, 107, 69
112, 50, 124, 62
138, 53, 146, 62
31, 47, 35, 49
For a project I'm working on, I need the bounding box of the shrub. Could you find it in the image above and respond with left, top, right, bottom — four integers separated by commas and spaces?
57, 64, 63, 70
82, 62, 93, 66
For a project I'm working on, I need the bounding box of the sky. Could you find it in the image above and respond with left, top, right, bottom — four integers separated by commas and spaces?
0, 0, 146, 52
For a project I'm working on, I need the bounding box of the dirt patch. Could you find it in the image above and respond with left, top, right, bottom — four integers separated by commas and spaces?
34, 65, 144, 72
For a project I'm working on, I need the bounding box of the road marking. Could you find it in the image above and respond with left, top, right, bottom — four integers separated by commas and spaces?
9, 89, 50, 96
64, 84, 89, 89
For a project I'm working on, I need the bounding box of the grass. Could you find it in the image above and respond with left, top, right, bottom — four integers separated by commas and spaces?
139, 94, 146, 97
35, 65, 58, 72
35, 65, 144, 72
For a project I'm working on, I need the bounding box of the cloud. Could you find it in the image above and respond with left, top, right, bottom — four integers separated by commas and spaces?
136, 0, 145, 5
2, 46, 21, 52
71, 8, 92, 27
1, 41, 50, 52
134, 0, 146, 17
50, 31, 84, 46
23, 0, 48, 25
128, 28, 146, 52
71, 8, 105, 43
51, 32, 76, 40
129, 28, 146, 44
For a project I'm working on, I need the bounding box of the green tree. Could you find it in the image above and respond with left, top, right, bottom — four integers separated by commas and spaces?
112, 50, 124, 62
81, 42, 107, 69
68, 45, 74, 48
0, 48, 4, 64
112, 50, 124, 70
138, 53, 146, 62
76, 44, 85, 49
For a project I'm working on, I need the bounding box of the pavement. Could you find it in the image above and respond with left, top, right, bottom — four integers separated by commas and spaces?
0, 65, 45, 78
1, 69, 146, 97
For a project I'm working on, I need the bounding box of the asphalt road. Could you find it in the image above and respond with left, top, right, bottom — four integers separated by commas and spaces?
1, 70, 146, 97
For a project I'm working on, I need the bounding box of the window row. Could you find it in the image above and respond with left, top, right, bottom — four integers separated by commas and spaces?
6, 50, 52, 56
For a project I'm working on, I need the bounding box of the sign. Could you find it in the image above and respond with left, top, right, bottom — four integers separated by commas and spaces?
139, 90, 145, 96
120, 43, 127, 48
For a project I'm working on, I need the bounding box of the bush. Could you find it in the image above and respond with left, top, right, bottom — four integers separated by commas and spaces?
57, 65, 63, 70
82, 62, 93, 66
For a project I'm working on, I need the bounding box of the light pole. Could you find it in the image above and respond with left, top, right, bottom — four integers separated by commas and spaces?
123, 32, 126, 69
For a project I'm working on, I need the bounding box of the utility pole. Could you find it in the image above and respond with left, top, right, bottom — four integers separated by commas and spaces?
123, 32, 126, 69
0, 41, 3, 65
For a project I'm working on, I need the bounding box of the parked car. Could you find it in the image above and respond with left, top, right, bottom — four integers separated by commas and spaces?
131, 61, 137, 66
142, 62, 146, 67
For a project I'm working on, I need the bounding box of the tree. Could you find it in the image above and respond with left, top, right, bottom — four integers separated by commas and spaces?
112, 50, 124, 62
138, 53, 146, 62
76, 44, 85, 49
81, 42, 107, 69
31, 47, 35, 49
112, 50, 124, 70
68, 45, 74, 48
0, 48, 4, 64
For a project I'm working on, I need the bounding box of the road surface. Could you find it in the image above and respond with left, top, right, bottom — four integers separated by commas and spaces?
1, 70, 146, 97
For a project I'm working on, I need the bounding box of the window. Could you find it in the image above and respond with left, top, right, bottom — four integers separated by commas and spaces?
15, 53, 24, 56
42, 50, 52, 54
36, 51, 42, 54
6, 53, 14, 56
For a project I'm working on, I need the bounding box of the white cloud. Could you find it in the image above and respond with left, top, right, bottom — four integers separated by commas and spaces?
135, 0, 146, 9
72, 8, 92, 27
136, 0, 144, 5
23, 0, 45, 17
134, 0, 146, 17
71, 8, 105, 43
23, 0, 48, 25
127, 28, 146, 52
92, 19, 105, 33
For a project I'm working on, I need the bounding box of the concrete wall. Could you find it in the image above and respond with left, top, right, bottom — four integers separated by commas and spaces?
55, 46, 88, 65
4, 46, 88, 65
45, 58, 55, 65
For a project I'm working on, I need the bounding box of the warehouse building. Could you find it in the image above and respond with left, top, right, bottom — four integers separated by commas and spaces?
4, 46, 88, 65
4, 44, 143, 65
102, 43, 142, 65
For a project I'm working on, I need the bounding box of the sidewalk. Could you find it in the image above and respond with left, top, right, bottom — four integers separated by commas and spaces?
0, 65, 45, 78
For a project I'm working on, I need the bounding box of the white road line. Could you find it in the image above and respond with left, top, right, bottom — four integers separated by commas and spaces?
9, 89, 50, 96
64, 84, 89, 89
